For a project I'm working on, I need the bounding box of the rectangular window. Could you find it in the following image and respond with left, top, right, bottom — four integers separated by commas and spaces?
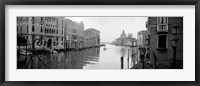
157, 17, 168, 33
157, 17, 168, 24
157, 35, 167, 49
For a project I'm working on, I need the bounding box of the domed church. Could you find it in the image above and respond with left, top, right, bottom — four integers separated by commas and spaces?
113, 30, 136, 46
120, 30, 126, 38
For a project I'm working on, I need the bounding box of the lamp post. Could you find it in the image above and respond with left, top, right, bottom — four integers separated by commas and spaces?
171, 25, 179, 69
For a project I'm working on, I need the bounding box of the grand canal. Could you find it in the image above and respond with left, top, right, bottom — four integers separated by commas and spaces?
18, 44, 139, 69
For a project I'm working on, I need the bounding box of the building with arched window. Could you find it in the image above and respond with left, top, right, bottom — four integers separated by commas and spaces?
64, 18, 85, 50
84, 28, 100, 48
17, 17, 65, 51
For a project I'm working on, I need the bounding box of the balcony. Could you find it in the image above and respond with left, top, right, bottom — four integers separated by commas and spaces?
157, 24, 168, 33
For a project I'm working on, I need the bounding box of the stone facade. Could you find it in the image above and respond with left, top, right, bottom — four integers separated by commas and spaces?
18, 17, 101, 51
64, 19, 85, 49
146, 17, 183, 69
84, 28, 100, 48
137, 30, 148, 48
17, 17, 65, 51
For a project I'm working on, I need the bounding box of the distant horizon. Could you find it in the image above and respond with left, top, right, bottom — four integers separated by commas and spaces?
65, 17, 148, 42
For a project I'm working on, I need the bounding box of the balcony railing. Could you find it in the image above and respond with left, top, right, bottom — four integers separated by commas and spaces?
157, 24, 168, 33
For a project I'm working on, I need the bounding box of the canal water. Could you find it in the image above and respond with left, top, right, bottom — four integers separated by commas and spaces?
18, 44, 138, 69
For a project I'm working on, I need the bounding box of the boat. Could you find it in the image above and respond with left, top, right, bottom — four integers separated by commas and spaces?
18, 50, 32, 56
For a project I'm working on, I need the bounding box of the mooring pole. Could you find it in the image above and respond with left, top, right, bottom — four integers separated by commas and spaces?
131, 54, 134, 66
142, 54, 145, 69
121, 56, 124, 69
26, 39, 27, 63
127, 49, 129, 69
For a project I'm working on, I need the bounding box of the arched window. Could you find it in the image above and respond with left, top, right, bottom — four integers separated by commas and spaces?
57, 18, 58, 24
44, 41, 46, 46
41, 27, 43, 33
32, 25, 34, 32
20, 26, 22, 33
47, 28, 48, 33
32, 17, 35, 24
27, 25, 28, 33
17, 17, 19, 21
62, 20, 63, 26
44, 28, 46, 34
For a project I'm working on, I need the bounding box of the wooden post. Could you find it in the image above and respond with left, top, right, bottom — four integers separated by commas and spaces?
26, 40, 27, 64
121, 56, 124, 69
131, 54, 134, 66
141, 54, 145, 69
127, 49, 129, 69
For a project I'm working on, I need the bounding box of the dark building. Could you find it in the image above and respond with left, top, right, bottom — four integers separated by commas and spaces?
146, 17, 183, 69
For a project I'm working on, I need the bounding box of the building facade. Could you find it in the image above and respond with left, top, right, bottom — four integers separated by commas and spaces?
64, 19, 85, 49
137, 30, 149, 48
146, 17, 183, 69
84, 28, 100, 48
17, 17, 65, 51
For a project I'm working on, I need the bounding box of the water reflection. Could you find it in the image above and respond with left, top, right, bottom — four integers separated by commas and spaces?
120, 47, 126, 57
18, 44, 138, 69
19, 47, 100, 69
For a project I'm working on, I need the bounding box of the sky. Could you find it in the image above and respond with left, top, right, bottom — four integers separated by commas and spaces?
65, 17, 148, 43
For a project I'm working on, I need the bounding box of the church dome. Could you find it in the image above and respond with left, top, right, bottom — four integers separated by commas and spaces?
120, 30, 126, 38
